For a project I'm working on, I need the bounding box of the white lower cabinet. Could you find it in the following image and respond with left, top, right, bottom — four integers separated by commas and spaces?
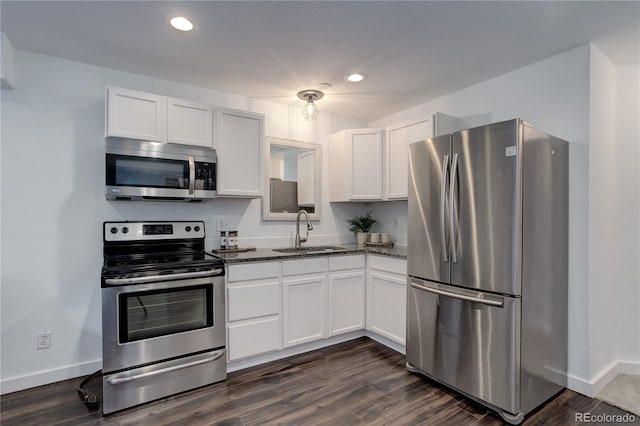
226, 262, 281, 361
283, 274, 328, 347
328, 255, 365, 336
282, 257, 328, 347
225, 253, 404, 363
366, 255, 407, 345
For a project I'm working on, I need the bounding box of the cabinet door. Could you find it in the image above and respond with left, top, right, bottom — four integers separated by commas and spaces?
227, 317, 281, 361
106, 87, 166, 142
348, 129, 383, 200
329, 270, 365, 335
167, 98, 213, 147
385, 117, 434, 200
367, 271, 407, 345
283, 274, 328, 347
215, 107, 264, 197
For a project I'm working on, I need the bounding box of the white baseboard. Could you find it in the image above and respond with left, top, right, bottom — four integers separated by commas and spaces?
365, 331, 406, 355
226, 330, 366, 372
568, 359, 640, 398
0, 359, 102, 395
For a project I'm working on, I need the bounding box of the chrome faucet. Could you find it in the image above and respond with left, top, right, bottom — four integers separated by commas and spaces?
295, 210, 314, 248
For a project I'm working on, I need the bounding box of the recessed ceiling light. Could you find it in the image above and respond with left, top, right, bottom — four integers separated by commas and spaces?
346, 73, 367, 83
170, 16, 194, 32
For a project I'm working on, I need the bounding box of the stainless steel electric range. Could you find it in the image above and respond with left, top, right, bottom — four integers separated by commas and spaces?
101, 221, 226, 414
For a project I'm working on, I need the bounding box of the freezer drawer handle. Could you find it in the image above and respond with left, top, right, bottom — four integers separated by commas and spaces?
410, 281, 503, 307
104, 268, 224, 285
106, 350, 225, 385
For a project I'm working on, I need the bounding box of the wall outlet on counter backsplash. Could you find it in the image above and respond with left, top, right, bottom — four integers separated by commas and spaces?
216, 216, 233, 232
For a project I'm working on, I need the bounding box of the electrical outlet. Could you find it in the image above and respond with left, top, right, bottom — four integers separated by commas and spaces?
37, 331, 51, 349
216, 216, 235, 232
216, 216, 233, 232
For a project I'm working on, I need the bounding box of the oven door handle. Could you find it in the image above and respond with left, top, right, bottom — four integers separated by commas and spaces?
106, 350, 225, 385
104, 268, 224, 286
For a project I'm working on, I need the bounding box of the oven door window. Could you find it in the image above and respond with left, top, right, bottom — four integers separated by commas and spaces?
118, 285, 213, 343
106, 154, 189, 189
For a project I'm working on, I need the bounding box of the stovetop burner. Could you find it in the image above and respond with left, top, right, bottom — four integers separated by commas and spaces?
101, 220, 224, 286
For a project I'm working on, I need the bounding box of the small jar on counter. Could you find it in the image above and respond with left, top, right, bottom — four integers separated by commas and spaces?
219, 231, 228, 250
228, 230, 238, 249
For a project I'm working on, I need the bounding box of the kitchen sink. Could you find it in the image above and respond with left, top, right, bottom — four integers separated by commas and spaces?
272, 245, 348, 253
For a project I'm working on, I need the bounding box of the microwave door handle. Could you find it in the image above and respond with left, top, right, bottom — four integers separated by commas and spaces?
188, 156, 195, 195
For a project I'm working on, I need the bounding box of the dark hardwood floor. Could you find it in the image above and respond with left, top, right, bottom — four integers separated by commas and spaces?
1, 337, 637, 425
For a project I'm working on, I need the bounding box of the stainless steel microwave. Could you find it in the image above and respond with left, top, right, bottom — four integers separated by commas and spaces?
105, 137, 216, 201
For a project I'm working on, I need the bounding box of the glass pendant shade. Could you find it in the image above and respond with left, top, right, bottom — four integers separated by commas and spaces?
297, 90, 324, 121
303, 99, 318, 121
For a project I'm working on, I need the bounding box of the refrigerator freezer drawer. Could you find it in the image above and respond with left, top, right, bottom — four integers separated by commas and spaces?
406, 277, 520, 414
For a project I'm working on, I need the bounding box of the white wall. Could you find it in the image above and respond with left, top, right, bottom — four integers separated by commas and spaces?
0, 49, 365, 393
369, 45, 593, 388
588, 45, 621, 391
588, 49, 640, 394
613, 63, 640, 372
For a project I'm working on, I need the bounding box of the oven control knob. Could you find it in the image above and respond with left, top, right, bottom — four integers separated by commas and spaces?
110, 227, 118, 234
194, 226, 201, 232
185, 226, 192, 232
122, 227, 129, 234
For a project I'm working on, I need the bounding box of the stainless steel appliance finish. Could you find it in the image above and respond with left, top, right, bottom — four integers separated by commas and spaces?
406, 119, 568, 424
105, 137, 217, 201
101, 221, 226, 414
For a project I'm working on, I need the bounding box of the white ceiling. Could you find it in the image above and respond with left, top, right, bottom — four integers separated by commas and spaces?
2, 1, 639, 122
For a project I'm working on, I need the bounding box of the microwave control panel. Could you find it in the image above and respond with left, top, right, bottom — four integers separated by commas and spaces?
195, 162, 216, 190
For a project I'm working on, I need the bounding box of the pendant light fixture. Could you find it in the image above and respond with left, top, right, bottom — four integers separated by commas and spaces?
297, 90, 324, 121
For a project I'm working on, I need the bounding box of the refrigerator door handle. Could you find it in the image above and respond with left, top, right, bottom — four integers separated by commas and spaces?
449, 153, 459, 263
410, 280, 504, 307
440, 154, 450, 262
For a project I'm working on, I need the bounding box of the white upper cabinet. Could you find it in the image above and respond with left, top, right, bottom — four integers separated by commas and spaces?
107, 87, 213, 147
329, 113, 456, 203
385, 117, 433, 200
329, 128, 383, 202
214, 107, 264, 197
167, 97, 213, 148
105, 87, 265, 198
106, 87, 166, 142
385, 113, 457, 200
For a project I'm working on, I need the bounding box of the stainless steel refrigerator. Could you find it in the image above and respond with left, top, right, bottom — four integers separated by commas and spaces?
406, 119, 568, 424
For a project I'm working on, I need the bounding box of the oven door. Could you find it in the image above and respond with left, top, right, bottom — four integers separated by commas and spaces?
102, 273, 225, 374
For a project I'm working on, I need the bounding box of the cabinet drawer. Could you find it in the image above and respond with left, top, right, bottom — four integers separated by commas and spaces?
282, 257, 327, 276
227, 317, 281, 361
227, 261, 279, 282
329, 254, 365, 271
227, 281, 280, 322
368, 254, 406, 275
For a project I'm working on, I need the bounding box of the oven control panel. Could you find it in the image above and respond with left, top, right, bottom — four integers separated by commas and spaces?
104, 221, 205, 241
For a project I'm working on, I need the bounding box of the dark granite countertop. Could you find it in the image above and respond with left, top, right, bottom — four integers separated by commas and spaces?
210, 244, 407, 264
